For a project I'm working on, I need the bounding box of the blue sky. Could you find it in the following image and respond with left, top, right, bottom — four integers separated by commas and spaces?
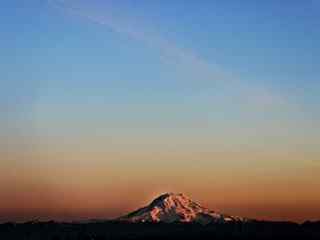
1, 0, 319, 145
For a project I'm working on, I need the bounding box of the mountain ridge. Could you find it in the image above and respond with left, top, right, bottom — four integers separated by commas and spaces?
119, 192, 246, 225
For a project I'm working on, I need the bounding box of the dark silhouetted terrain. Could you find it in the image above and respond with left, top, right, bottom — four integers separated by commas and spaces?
1, 220, 320, 240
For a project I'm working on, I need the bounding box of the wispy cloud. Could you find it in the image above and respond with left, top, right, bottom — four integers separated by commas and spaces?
48, 0, 287, 110
49, 1, 226, 80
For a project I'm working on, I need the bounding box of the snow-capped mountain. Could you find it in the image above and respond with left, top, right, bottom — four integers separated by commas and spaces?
119, 193, 245, 225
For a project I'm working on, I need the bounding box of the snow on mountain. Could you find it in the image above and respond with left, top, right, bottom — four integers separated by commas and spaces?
118, 193, 245, 225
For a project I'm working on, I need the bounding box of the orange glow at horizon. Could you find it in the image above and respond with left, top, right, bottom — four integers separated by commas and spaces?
1, 144, 319, 223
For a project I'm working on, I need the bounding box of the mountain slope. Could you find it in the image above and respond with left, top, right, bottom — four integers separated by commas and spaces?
119, 193, 245, 225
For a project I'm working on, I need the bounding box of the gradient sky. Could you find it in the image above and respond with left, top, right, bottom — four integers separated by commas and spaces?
1, 0, 320, 223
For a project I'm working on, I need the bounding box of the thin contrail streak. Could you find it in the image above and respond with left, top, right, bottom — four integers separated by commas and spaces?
48, 0, 287, 109
47, 0, 232, 83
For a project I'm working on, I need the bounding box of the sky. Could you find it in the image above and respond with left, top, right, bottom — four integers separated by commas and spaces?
1, 0, 320, 223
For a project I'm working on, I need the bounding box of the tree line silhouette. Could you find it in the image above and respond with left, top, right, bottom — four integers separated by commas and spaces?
1, 220, 319, 240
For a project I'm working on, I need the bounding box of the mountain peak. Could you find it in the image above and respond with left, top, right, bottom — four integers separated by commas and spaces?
119, 193, 245, 225
149, 193, 189, 206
